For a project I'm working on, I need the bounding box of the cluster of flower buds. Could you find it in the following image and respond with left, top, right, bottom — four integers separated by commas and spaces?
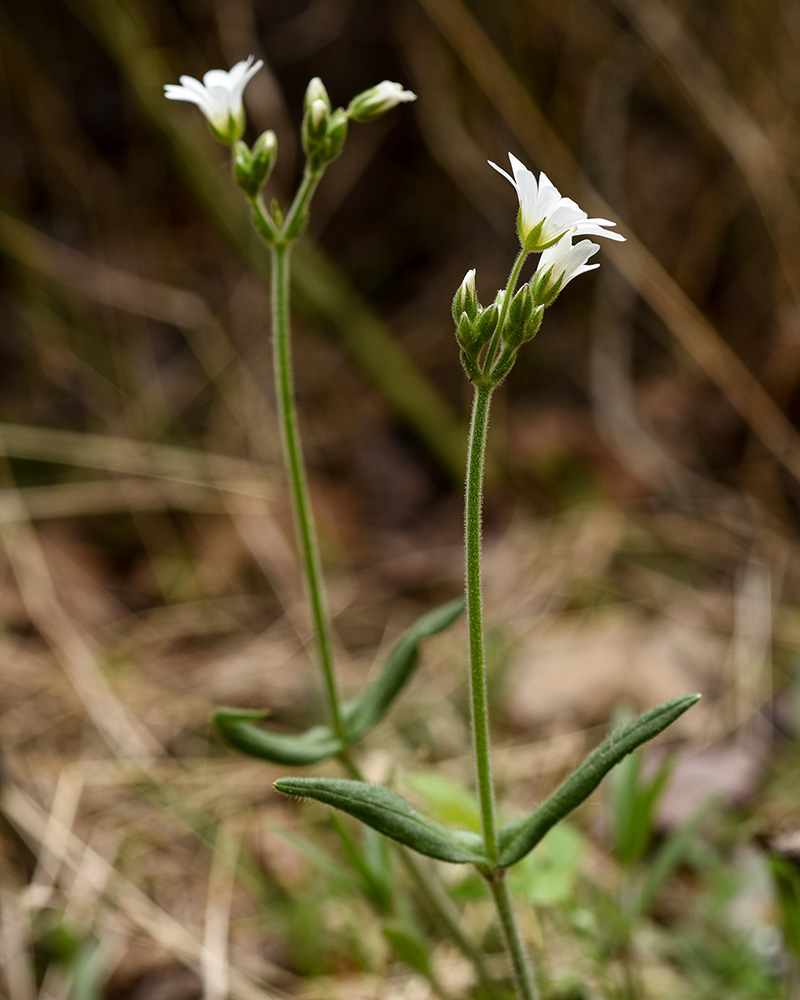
452, 271, 543, 385
302, 78, 416, 171
301, 78, 349, 172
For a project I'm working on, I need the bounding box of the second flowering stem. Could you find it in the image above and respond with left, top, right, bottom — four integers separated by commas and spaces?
271, 241, 344, 738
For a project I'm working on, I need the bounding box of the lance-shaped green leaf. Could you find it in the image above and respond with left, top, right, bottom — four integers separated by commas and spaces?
344, 599, 465, 741
274, 776, 489, 865
497, 694, 700, 869
214, 709, 345, 765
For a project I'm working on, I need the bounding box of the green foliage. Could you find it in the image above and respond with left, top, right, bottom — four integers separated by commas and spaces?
608, 729, 674, 867
770, 856, 800, 957
510, 824, 583, 906
403, 771, 482, 833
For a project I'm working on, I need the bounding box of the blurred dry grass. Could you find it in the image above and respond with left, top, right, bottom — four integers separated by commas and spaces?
2, 0, 800, 997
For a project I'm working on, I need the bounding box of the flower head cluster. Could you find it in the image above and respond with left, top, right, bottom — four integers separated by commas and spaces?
164, 56, 263, 144
489, 153, 624, 253
454, 153, 625, 386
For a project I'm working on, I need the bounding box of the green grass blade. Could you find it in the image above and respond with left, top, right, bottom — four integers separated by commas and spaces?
497, 694, 700, 868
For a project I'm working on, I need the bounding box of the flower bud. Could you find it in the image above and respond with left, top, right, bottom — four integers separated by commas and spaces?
233, 140, 253, 191
304, 77, 331, 113
473, 302, 500, 345
522, 305, 544, 343
323, 110, 348, 161
455, 312, 475, 350
303, 97, 348, 172
347, 81, 417, 122
451, 269, 479, 325
251, 130, 277, 186
502, 284, 535, 350
233, 131, 278, 198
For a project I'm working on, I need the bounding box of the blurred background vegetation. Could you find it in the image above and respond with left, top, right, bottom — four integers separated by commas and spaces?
3, 1, 800, 998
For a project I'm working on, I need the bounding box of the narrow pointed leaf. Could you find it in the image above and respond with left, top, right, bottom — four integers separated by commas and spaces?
214, 709, 345, 765
497, 694, 700, 868
274, 776, 488, 865
345, 598, 465, 740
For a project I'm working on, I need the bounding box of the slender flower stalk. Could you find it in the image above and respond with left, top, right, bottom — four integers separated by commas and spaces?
465, 382, 498, 860
271, 242, 344, 737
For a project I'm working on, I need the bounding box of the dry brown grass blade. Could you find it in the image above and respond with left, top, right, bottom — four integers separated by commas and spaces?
0, 210, 270, 445
611, 0, 800, 306
0, 479, 270, 522
0, 422, 268, 487
0, 473, 162, 760
0, 782, 291, 1000
415, 0, 800, 486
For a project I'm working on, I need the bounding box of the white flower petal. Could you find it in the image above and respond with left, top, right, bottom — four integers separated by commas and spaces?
164, 57, 263, 141
489, 152, 625, 251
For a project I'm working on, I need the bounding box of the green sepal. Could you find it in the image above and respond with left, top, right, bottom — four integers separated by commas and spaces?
344, 598, 465, 741
274, 777, 489, 865
497, 694, 700, 868
213, 708, 345, 765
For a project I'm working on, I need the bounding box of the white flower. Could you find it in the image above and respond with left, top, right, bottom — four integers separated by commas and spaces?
347, 81, 417, 122
164, 56, 263, 143
488, 153, 625, 252
532, 236, 601, 305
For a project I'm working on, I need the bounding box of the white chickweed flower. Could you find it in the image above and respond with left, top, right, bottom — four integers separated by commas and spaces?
489, 153, 625, 252
164, 56, 264, 144
347, 81, 417, 122
532, 236, 601, 306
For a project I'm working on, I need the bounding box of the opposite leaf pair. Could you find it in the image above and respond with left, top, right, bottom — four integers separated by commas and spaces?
275, 694, 700, 870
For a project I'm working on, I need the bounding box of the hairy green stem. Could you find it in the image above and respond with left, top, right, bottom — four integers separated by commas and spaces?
466, 384, 538, 1000
271, 241, 343, 738
283, 166, 322, 240
465, 382, 498, 860
486, 873, 539, 1000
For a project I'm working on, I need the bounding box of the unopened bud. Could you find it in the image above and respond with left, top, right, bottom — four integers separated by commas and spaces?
251, 130, 277, 185
451, 269, 479, 325
473, 303, 500, 345
347, 81, 417, 123
522, 306, 544, 343
455, 312, 475, 350
310, 98, 329, 137
503, 284, 535, 350
305, 77, 331, 112
233, 131, 278, 198
233, 140, 253, 191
